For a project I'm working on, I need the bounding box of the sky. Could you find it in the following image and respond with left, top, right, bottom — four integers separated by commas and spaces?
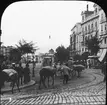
1, 1, 95, 54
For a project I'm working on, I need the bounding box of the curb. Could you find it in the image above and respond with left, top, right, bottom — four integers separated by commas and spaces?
1, 80, 36, 93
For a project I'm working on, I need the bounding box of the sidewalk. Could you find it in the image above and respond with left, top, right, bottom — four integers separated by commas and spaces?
1, 80, 36, 92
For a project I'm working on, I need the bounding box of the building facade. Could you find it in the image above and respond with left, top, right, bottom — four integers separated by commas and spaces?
0, 45, 13, 57
70, 23, 82, 57
70, 3, 107, 62
81, 4, 99, 53
99, 7, 107, 49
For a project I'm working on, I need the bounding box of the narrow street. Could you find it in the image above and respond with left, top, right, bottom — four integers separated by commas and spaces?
1, 67, 106, 105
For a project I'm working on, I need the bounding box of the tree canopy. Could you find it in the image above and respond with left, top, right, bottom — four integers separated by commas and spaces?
16, 39, 38, 55
55, 45, 69, 63
85, 36, 100, 55
9, 47, 21, 63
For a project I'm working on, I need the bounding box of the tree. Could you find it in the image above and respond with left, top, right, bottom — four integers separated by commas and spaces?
85, 35, 100, 55
9, 48, 21, 63
81, 52, 90, 60
16, 39, 38, 63
55, 45, 69, 63
0, 55, 5, 64
73, 54, 81, 61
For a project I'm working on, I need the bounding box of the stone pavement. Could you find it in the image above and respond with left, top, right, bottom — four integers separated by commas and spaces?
1, 69, 106, 105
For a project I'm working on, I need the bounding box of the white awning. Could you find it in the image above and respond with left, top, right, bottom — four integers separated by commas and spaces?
97, 49, 103, 57
88, 55, 99, 58
98, 49, 107, 62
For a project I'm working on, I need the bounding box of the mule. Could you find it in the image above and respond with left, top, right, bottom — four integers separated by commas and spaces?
73, 64, 85, 77
0, 69, 20, 94
39, 66, 57, 89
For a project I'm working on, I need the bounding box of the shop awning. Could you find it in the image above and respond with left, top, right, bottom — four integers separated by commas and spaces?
88, 55, 99, 59
98, 49, 107, 62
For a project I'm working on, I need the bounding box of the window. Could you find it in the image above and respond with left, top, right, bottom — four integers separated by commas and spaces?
82, 27, 84, 34
95, 8, 97, 15
88, 25, 90, 33
85, 48, 87, 51
105, 24, 107, 30
85, 26, 87, 34
104, 38, 106, 44
91, 23, 93, 31
101, 13, 103, 23
95, 22, 97, 30
82, 16, 84, 22
101, 13, 103, 20
82, 48, 84, 51
101, 25, 103, 32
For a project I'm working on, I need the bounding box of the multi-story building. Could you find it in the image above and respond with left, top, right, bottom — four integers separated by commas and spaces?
98, 6, 107, 62
1, 45, 6, 56
0, 45, 13, 57
70, 23, 82, 57
70, 3, 107, 62
70, 24, 76, 57
99, 7, 107, 48
81, 4, 99, 53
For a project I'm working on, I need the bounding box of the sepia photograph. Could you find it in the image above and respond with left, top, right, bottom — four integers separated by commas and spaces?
0, 0, 106, 105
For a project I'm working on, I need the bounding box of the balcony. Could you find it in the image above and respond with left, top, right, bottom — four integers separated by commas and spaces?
100, 30, 107, 35
100, 18, 106, 23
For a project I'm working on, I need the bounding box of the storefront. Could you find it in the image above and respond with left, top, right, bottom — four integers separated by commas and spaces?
88, 55, 99, 67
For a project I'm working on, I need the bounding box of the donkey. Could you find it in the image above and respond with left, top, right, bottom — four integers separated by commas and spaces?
0, 69, 20, 94
73, 64, 85, 77
39, 66, 57, 89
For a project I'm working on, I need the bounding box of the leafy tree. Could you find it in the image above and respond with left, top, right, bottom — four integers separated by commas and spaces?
9, 48, 21, 63
0, 55, 5, 64
16, 39, 38, 62
73, 54, 81, 61
81, 52, 90, 60
55, 45, 69, 63
85, 35, 100, 55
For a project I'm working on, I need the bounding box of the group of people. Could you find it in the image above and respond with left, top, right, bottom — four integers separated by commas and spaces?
0, 62, 31, 86
54, 59, 106, 84
53, 62, 73, 84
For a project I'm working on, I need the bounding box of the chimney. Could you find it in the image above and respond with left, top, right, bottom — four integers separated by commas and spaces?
87, 4, 89, 11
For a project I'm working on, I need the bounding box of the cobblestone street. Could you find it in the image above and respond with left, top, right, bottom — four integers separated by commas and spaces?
1, 69, 106, 105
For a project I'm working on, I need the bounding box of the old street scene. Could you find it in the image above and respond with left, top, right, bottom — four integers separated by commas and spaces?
0, 1, 106, 105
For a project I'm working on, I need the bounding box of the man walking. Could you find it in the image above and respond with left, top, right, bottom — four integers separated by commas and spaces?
61, 63, 70, 84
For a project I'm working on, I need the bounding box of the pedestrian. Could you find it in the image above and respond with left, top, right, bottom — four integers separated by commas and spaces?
87, 59, 90, 69
16, 63, 24, 85
101, 61, 106, 82
61, 63, 70, 84
23, 63, 30, 84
